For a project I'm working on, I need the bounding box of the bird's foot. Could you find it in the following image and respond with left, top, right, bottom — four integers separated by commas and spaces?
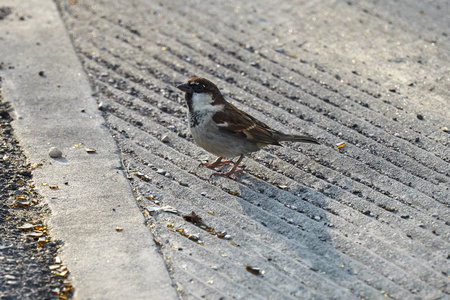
210, 155, 245, 177
201, 157, 233, 168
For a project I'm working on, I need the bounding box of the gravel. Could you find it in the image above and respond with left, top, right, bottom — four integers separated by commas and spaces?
0, 97, 72, 299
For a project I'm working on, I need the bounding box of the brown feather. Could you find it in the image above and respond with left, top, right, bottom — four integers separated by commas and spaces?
213, 103, 281, 146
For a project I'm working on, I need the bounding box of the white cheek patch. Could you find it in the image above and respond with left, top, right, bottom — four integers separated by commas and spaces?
191, 93, 223, 112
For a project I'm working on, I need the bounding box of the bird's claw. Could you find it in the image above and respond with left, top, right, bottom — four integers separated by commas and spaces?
201, 157, 233, 168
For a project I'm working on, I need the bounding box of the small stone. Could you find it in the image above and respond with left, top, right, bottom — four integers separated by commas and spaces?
85, 147, 96, 153
314, 216, 321, 221
48, 147, 63, 158
246, 266, 265, 275
156, 169, 166, 175
100, 72, 109, 77
416, 114, 424, 120
98, 102, 108, 111
441, 127, 449, 133
161, 135, 170, 143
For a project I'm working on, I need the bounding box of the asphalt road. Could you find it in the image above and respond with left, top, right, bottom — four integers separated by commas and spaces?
2, 0, 450, 299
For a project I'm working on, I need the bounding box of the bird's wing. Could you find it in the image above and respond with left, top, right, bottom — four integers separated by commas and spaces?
212, 103, 281, 145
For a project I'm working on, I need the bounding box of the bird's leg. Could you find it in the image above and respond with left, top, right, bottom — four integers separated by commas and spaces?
202, 156, 233, 168
213, 155, 245, 176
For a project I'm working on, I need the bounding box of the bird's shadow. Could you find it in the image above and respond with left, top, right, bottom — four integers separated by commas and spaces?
210, 167, 357, 290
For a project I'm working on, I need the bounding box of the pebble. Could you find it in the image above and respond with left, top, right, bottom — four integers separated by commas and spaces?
48, 147, 63, 158
161, 135, 170, 143
156, 169, 166, 175
314, 216, 321, 221
98, 102, 108, 111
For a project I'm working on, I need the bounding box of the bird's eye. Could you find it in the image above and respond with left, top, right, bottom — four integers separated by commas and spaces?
195, 85, 205, 92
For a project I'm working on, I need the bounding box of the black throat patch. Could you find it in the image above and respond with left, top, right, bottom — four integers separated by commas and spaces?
189, 111, 206, 127
185, 93, 200, 127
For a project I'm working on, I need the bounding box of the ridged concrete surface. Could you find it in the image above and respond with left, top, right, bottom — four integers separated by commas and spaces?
56, 0, 449, 299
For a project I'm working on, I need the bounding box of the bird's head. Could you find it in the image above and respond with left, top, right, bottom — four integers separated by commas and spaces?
177, 77, 225, 112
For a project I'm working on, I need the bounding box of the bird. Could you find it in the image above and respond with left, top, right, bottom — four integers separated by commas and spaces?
177, 77, 319, 176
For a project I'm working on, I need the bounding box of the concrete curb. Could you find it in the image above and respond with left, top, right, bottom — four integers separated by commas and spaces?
0, 1, 178, 299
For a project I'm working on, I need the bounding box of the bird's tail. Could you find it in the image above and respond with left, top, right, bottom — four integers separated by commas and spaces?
276, 133, 320, 144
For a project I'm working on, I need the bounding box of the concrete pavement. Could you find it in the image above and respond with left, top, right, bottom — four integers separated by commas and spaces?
0, 1, 178, 299
1, 0, 449, 299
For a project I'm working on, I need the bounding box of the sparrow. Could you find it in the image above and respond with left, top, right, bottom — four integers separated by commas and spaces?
177, 77, 319, 176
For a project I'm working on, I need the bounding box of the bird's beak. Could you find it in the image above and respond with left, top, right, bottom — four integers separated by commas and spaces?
177, 83, 193, 93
